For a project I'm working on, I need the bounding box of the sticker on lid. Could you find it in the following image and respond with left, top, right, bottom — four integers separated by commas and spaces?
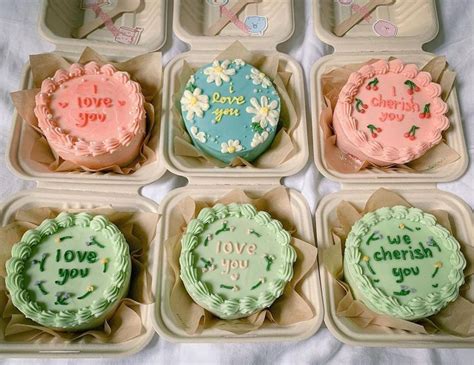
373, 19, 398, 37
244, 16, 268, 36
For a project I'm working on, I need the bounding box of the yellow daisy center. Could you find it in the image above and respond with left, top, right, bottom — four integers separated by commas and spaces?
260, 107, 269, 116
259, 72, 265, 78
227, 146, 236, 153
214, 66, 223, 73
189, 96, 198, 106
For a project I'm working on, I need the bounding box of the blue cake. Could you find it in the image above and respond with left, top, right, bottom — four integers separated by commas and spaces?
180, 59, 281, 163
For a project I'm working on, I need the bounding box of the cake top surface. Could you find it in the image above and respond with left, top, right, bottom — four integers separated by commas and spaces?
180, 203, 296, 319
6, 212, 131, 329
34, 61, 145, 157
344, 206, 465, 320
335, 59, 449, 165
180, 59, 281, 161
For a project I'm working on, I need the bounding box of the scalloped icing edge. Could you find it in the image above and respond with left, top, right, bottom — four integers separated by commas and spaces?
5, 212, 131, 330
344, 206, 466, 320
33, 61, 146, 158
179, 203, 297, 320
334, 59, 450, 165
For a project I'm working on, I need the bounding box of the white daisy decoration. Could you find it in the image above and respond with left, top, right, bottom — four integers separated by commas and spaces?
233, 59, 246, 67
250, 68, 272, 88
180, 88, 209, 121
203, 60, 236, 86
190, 126, 207, 143
221, 139, 243, 154
250, 131, 269, 148
245, 96, 279, 128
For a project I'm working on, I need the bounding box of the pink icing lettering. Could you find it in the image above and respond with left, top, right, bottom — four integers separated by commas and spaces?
379, 112, 405, 122
76, 112, 107, 127
77, 96, 114, 109
370, 94, 420, 113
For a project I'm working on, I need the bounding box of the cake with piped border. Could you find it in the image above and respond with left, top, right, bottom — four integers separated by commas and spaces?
34, 61, 146, 169
344, 206, 465, 320
180, 203, 296, 319
333, 59, 449, 166
5, 212, 131, 331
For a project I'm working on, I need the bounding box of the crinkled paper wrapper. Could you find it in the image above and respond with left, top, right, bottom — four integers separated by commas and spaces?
0, 207, 159, 344
321, 188, 474, 337
173, 41, 299, 168
319, 56, 460, 173
10, 47, 162, 174
164, 187, 317, 335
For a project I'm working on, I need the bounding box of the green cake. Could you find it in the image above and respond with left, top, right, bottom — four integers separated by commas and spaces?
5, 212, 131, 331
180, 203, 296, 319
344, 206, 466, 320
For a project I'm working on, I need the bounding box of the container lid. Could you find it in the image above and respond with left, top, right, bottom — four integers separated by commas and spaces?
313, 0, 439, 53
173, 0, 295, 50
38, 0, 168, 58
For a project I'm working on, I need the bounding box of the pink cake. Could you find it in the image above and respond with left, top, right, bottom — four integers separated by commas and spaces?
34, 62, 146, 169
333, 59, 449, 166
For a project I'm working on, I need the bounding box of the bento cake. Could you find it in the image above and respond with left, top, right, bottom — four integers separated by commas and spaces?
5, 212, 131, 331
180, 59, 281, 163
344, 206, 465, 320
333, 59, 449, 166
180, 203, 296, 319
34, 62, 146, 169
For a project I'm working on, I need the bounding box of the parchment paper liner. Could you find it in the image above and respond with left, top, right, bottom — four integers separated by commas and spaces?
0, 206, 159, 344
164, 187, 317, 335
10, 47, 162, 174
321, 188, 474, 337
319, 56, 461, 173
172, 41, 299, 168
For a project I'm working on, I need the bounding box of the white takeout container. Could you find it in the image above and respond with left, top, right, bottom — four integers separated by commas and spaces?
311, 0, 468, 184
1, 0, 168, 358
151, 0, 324, 343
6, 0, 168, 187
0, 188, 159, 357
311, 0, 473, 348
160, 0, 309, 182
151, 184, 324, 343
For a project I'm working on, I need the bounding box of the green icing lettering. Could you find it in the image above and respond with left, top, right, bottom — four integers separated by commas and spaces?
403, 235, 412, 244
391, 266, 420, 283
55, 268, 69, 285
418, 242, 433, 258
87, 251, 98, 263
64, 250, 75, 262
387, 235, 401, 245
366, 231, 383, 245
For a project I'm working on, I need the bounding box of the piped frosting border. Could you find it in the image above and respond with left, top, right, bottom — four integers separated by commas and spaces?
180, 203, 297, 319
34, 62, 146, 158
335, 59, 450, 165
5, 212, 131, 329
344, 206, 466, 320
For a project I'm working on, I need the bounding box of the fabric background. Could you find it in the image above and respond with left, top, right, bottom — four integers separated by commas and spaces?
0, 0, 472, 363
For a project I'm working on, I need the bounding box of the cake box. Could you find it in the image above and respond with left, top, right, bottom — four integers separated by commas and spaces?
311, 0, 473, 348
153, 0, 323, 343
1, 0, 168, 358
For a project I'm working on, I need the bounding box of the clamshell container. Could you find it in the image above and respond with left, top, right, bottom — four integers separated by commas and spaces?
2, 0, 168, 357
7, 0, 168, 188
311, 0, 473, 347
160, 0, 309, 182
152, 0, 324, 342
311, 0, 468, 184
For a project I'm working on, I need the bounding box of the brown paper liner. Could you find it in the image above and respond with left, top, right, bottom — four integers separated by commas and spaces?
0, 207, 159, 344
10, 47, 162, 174
322, 188, 474, 337
172, 41, 299, 168
319, 56, 461, 174
163, 187, 317, 335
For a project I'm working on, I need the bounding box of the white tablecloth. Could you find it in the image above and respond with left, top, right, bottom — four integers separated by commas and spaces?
0, 0, 473, 363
